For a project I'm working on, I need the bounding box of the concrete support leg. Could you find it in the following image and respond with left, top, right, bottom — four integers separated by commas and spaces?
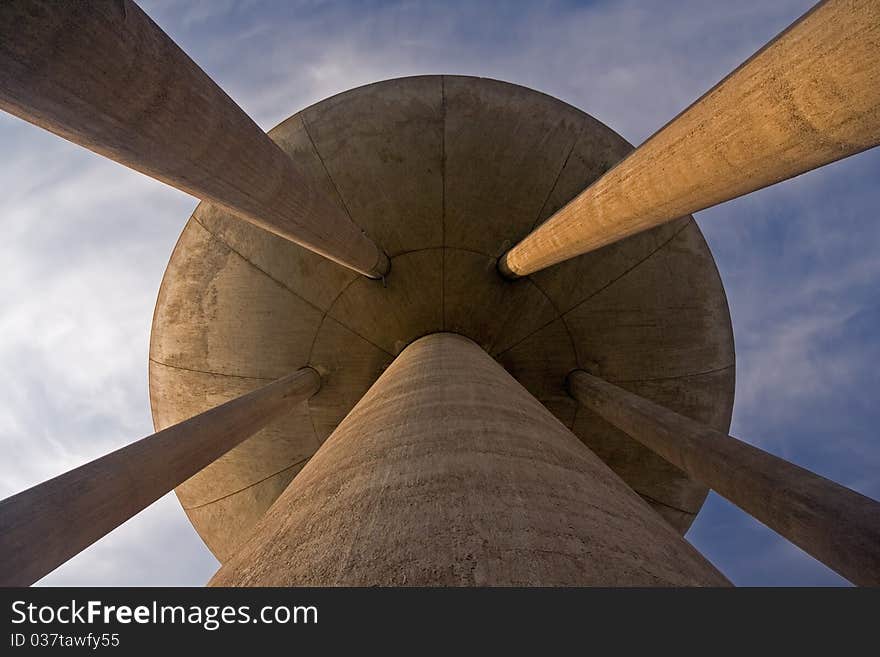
0, 367, 320, 587
567, 370, 880, 586
0, 1, 388, 278
500, 0, 880, 277
210, 333, 728, 586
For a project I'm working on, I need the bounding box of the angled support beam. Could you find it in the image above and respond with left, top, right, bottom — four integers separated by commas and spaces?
0, 367, 320, 587
0, 1, 389, 278
500, 0, 880, 278
567, 370, 880, 586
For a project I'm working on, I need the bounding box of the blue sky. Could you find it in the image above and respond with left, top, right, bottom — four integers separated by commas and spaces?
1, 0, 877, 586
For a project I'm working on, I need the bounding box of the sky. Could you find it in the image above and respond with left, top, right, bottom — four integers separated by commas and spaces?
1, 0, 877, 587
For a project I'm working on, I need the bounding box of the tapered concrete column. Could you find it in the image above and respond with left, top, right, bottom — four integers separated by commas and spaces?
0, 1, 388, 278
500, 0, 880, 277
567, 370, 880, 586
211, 334, 728, 586
0, 367, 319, 587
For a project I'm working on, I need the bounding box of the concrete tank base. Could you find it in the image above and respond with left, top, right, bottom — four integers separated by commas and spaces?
210, 334, 728, 586
150, 76, 735, 562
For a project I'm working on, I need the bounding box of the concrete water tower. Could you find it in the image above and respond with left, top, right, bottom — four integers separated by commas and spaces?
1, 0, 879, 586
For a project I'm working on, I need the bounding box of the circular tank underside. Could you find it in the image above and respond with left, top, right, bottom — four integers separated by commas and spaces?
149, 75, 735, 562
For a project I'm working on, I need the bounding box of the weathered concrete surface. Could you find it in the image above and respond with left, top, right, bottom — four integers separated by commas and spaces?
500, 0, 880, 277
0, 368, 319, 587
150, 76, 735, 555
568, 370, 880, 587
0, 1, 387, 277
210, 334, 729, 586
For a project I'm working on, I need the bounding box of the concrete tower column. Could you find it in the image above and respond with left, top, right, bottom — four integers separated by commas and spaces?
500, 0, 880, 277
0, 367, 320, 587
0, 1, 389, 278
211, 334, 728, 586
567, 370, 880, 586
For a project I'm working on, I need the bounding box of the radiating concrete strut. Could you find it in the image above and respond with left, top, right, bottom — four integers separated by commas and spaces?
501, 0, 880, 277
568, 370, 880, 586
0, 368, 319, 587
0, 1, 388, 277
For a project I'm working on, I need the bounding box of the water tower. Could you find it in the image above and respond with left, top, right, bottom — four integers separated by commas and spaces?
1, 0, 878, 586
